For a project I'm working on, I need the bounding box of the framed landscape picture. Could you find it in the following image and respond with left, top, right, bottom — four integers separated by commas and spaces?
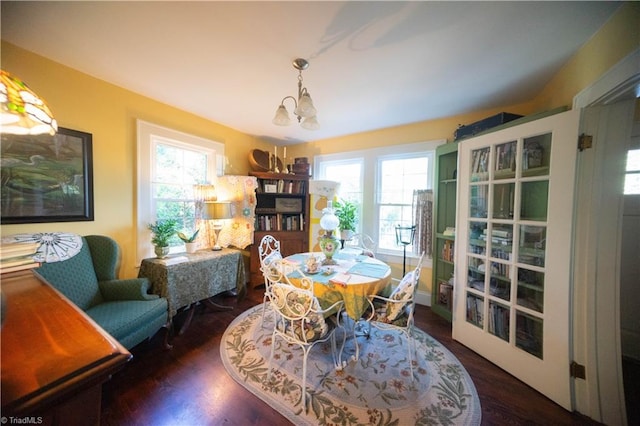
1, 127, 94, 224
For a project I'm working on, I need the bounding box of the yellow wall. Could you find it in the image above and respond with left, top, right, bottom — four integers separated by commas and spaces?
1, 41, 272, 276
1, 2, 637, 286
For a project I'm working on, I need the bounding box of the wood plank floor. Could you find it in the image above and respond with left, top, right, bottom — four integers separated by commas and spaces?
101, 287, 603, 425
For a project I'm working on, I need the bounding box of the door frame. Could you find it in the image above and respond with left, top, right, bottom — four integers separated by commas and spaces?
572, 47, 639, 424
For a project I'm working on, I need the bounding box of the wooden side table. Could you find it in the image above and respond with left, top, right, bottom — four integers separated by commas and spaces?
1, 270, 131, 425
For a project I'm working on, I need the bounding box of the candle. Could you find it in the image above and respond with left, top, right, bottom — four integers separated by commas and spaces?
283, 146, 287, 159
275, 146, 277, 158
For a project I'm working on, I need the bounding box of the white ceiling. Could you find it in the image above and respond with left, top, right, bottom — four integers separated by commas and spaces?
1, 1, 622, 145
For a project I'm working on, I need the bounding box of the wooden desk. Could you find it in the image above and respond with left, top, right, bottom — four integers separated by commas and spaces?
138, 248, 246, 319
1, 270, 131, 425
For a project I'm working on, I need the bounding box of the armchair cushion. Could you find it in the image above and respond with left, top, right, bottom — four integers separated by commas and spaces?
86, 299, 168, 350
35, 235, 168, 350
270, 283, 328, 342
385, 270, 417, 321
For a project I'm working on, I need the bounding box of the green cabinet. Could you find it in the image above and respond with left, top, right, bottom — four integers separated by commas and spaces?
431, 142, 458, 321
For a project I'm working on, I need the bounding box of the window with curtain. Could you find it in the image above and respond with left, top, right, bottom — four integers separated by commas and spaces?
376, 154, 432, 252
315, 140, 443, 261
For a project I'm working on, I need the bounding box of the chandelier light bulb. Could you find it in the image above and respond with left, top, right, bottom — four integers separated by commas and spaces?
301, 115, 319, 130
272, 104, 291, 126
294, 92, 316, 118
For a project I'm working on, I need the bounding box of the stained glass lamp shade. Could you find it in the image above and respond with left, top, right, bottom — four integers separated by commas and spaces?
0, 70, 57, 135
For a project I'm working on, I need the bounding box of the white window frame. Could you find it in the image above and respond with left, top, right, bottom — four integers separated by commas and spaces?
137, 120, 224, 262
314, 139, 445, 267
375, 151, 434, 252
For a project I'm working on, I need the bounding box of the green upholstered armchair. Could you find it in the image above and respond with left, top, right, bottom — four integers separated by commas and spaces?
35, 235, 169, 350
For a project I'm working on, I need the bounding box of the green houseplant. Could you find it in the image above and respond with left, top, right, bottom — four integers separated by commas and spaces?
178, 228, 200, 254
334, 199, 358, 241
148, 219, 179, 258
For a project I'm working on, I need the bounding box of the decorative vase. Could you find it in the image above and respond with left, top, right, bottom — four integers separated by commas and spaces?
319, 230, 340, 265
185, 242, 198, 254
154, 246, 170, 258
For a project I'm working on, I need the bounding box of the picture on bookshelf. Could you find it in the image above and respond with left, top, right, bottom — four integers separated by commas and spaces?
275, 198, 302, 213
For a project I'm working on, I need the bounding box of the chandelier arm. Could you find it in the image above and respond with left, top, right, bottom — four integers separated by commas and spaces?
280, 95, 297, 108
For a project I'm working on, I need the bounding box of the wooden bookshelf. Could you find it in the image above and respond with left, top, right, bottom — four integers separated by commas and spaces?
248, 171, 310, 288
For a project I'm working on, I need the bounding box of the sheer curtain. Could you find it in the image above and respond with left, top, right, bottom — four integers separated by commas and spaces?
413, 189, 433, 257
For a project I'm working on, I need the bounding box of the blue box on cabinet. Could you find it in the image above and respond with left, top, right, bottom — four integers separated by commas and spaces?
454, 112, 523, 141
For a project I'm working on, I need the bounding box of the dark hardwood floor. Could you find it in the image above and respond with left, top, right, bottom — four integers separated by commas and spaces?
101, 287, 603, 425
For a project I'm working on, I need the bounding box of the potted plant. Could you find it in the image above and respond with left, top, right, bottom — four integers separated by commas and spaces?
334, 199, 358, 241
178, 228, 200, 254
148, 219, 179, 258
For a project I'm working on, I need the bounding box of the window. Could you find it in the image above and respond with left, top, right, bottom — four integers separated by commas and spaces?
137, 121, 223, 261
315, 140, 444, 261
377, 155, 431, 250
624, 149, 640, 195
152, 140, 209, 236
317, 158, 364, 223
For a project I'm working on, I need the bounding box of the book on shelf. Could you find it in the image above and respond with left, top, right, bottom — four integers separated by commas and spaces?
471, 149, 489, 174
488, 303, 509, 340
255, 213, 305, 231
256, 178, 307, 195
441, 240, 455, 262
495, 143, 516, 172
466, 295, 484, 326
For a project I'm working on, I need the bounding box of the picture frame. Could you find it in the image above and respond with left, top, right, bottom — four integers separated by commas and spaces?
1, 127, 94, 224
275, 197, 302, 213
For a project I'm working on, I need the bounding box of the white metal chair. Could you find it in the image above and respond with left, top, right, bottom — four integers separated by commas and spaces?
265, 267, 346, 412
365, 252, 425, 378
344, 233, 377, 258
258, 235, 282, 326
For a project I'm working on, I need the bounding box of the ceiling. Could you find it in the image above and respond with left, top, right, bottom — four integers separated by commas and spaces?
1, 1, 622, 145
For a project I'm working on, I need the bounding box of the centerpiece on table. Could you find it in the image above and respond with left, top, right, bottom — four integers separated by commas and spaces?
318, 201, 340, 265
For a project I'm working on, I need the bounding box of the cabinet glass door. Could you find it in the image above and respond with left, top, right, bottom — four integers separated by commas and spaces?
453, 110, 579, 410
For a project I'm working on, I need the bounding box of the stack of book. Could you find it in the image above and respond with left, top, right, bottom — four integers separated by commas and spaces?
480, 228, 513, 246
0, 242, 41, 274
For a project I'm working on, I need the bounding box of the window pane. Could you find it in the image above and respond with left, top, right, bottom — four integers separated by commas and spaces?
324, 161, 362, 201
152, 142, 209, 245
625, 149, 640, 195
626, 149, 640, 172
378, 156, 429, 250
624, 173, 640, 195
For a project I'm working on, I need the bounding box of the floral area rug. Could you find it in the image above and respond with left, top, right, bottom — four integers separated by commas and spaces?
221, 304, 481, 425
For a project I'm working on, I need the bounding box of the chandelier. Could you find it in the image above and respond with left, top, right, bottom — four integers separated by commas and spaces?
272, 58, 319, 130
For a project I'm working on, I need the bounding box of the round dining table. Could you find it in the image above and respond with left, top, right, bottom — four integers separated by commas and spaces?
283, 250, 392, 321
283, 250, 392, 365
